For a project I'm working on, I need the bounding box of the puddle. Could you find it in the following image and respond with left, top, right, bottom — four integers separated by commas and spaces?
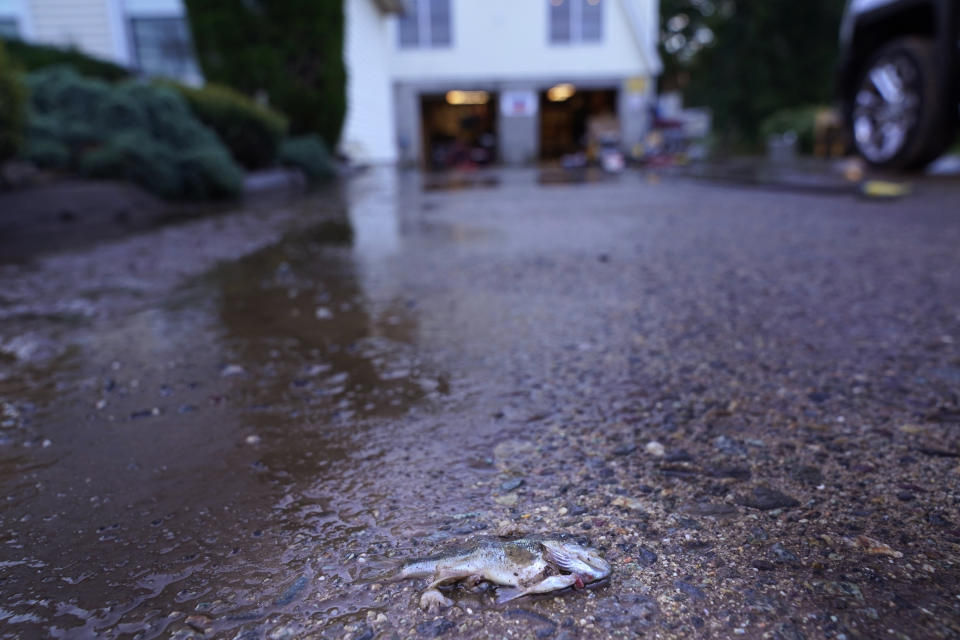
422, 173, 500, 191
537, 167, 621, 185
684, 159, 858, 194
0, 176, 468, 638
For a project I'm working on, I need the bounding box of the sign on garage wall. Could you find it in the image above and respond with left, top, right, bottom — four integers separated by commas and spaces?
500, 90, 538, 117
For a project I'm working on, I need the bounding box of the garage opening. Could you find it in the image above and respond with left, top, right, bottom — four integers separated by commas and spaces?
420, 91, 498, 170
539, 86, 618, 162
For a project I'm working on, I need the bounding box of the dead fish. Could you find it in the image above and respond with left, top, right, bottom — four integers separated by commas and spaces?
396, 534, 611, 612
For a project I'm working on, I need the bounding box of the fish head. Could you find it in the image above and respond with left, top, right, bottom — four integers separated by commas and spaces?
540, 537, 611, 583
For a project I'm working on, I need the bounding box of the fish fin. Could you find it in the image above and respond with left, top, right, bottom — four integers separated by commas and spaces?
398, 559, 439, 580
355, 560, 402, 584
495, 586, 527, 604
541, 540, 573, 572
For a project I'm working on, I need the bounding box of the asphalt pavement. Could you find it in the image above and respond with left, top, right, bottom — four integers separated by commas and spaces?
0, 167, 958, 639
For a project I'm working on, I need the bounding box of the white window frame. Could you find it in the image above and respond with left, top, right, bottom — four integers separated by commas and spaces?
0, 0, 32, 40
549, 0, 603, 45
126, 12, 202, 84
0, 17, 20, 39
398, 0, 451, 49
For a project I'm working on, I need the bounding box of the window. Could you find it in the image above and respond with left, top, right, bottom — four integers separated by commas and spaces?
549, 0, 603, 44
0, 18, 19, 39
129, 17, 201, 81
398, 0, 451, 48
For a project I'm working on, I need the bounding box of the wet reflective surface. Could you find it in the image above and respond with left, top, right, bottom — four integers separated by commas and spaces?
2, 168, 960, 639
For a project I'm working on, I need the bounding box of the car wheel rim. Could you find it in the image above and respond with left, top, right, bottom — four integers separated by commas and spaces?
852, 53, 921, 163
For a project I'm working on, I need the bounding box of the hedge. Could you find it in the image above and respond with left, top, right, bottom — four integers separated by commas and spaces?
759, 106, 823, 154
184, 0, 346, 148
159, 80, 288, 169
1, 36, 129, 82
24, 66, 242, 199
279, 135, 336, 181
0, 40, 26, 163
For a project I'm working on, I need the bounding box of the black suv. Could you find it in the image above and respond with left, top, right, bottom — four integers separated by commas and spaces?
838, 0, 959, 169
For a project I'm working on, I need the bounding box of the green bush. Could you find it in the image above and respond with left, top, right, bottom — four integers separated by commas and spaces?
80, 131, 183, 197
22, 138, 70, 168
279, 135, 336, 181
160, 80, 287, 169
175, 146, 244, 199
760, 106, 822, 154
0, 40, 27, 163
184, 0, 346, 148
24, 66, 242, 199
25, 66, 109, 150
1, 36, 129, 81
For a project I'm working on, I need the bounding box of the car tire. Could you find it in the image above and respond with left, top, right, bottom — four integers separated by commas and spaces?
848, 36, 956, 171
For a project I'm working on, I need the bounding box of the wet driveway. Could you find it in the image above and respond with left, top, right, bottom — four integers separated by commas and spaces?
1, 168, 959, 639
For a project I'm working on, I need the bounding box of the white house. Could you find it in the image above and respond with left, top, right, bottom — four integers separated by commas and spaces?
1, 0, 661, 166
0, 0, 199, 81
344, 0, 662, 165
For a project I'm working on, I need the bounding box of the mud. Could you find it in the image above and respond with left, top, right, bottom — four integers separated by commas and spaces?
1, 168, 959, 639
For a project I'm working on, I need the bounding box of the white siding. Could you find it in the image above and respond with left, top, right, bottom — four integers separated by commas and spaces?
27, 0, 115, 59
341, 0, 398, 163
389, 0, 658, 82
122, 0, 184, 16
0, 0, 33, 38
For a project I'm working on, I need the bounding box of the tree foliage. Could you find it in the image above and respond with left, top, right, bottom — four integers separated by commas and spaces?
660, 0, 846, 148
1, 36, 130, 82
184, 0, 346, 149
0, 40, 27, 163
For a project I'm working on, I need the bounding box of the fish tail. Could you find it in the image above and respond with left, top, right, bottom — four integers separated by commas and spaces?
495, 586, 527, 604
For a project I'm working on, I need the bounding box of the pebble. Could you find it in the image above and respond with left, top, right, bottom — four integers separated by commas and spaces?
500, 478, 524, 492
184, 615, 210, 631
851, 535, 903, 558
713, 435, 746, 456
221, 364, 245, 377
273, 575, 308, 605
245, 435, 261, 445
770, 542, 801, 566
636, 546, 658, 567
736, 486, 800, 511
674, 580, 706, 601
645, 441, 665, 457
611, 495, 645, 511
792, 465, 823, 486
683, 502, 738, 517
504, 609, 556, 638
493, 493, 518, 507
415, 619, 456, 637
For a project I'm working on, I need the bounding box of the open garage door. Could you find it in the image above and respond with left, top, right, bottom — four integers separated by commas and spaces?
539, 87, 618, 161
420, 91, 498, 170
